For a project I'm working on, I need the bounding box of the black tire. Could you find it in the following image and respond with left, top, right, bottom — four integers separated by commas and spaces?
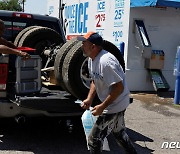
18, 27, 63, 67
62, 40, 125, 100
62, 41, 87, 99
14, 26, 41, 46
102, 40, 125, 72
54, 38, 79, 91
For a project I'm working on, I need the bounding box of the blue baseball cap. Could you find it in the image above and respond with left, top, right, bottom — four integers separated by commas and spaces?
77, 32, 103, 46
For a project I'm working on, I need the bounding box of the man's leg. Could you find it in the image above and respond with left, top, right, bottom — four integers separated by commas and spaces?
112, 111, 137, 154
88, 114, 115, 154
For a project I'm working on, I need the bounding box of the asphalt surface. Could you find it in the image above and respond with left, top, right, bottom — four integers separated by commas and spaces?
0, 92, 180, 154
126, 93, 180, 154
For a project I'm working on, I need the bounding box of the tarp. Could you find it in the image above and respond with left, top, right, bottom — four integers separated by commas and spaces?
131, 0, 180, 8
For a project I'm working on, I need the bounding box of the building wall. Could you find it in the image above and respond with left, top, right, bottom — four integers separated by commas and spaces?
46, 1, 180, 91
47, 0, 60, 17
126, 7, 180, 91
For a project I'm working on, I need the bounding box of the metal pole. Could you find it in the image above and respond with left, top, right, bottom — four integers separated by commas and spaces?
22, 0, 25, 12
174, 46, 180, 105
59, 0, 62, 19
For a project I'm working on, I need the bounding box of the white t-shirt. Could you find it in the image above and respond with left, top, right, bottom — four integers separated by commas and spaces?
88, 49, 130, 114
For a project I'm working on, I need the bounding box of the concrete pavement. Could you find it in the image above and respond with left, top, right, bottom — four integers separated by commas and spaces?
0, 93, 180, 154
124, 94, 180, 154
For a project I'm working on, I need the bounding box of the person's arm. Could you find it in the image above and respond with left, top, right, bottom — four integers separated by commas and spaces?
0, 44, 22, 55
0, 37, 17, 49
91, 81, 124, 116
0, 45, 30, 59
81, 81, 96, 109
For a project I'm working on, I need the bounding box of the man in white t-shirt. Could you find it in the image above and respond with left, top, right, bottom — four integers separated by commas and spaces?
78, 32, 137, 154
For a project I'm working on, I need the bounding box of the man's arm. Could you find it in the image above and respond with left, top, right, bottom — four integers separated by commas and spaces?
81, 81, 96, 109
87, 81, 97, 101
91, 81, 124, 115
0, 37, 17, 49
0, 45, 30, 59
0, 45, 22, 55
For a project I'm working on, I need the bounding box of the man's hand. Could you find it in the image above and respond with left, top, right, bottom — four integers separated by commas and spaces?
20, 51, 31, 60
81, 98, 93, 110
91, 104, 105, 116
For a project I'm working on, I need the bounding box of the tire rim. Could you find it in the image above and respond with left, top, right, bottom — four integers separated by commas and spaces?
80, 57, 92, 89
35, 40, 55, 67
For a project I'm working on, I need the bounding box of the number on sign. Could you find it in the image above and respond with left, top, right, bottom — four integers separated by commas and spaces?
95, 14, 105, 28
114, 9, 124, 20
113, 31, 123, 41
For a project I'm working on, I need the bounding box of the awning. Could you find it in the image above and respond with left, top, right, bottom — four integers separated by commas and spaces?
131, 0, 180, 8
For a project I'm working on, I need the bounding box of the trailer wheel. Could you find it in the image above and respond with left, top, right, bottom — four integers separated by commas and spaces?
62, 40, 125, 100
18, 27, 63, 67
54, 38, 79, 91
14, 26, 41, 46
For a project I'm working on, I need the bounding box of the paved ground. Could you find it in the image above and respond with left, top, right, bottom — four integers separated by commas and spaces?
0, 92, 179, 154
126, 92, 180, 154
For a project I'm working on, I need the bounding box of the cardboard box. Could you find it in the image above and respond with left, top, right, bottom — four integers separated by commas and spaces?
145, 50, 164, 69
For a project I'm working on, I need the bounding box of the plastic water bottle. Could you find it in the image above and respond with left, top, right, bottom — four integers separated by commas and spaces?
81, 108, 110, 151
81, 109, 96, 136
81, 109, 97, 150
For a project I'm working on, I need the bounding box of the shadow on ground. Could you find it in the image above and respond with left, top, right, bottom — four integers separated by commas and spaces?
0, 118, 154, 154
127, 128, 154, 154
0, 117, 89, 154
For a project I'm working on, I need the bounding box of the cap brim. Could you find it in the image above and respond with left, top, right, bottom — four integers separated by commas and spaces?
77, 36, 87, 41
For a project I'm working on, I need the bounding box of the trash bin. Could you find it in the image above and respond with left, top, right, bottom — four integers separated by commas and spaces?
174, 46, 180, 105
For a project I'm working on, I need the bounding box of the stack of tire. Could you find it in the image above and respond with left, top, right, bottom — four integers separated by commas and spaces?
14, 26, 125, 101
54, 38, 125, 101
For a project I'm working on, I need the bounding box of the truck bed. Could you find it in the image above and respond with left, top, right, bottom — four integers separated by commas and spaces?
10, 87, 84, 114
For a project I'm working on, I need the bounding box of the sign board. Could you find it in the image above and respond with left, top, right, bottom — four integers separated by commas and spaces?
47, 0, 130, 54
63, 0, 130, 50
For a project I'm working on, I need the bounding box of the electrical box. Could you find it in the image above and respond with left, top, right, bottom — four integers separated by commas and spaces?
145, 50, 164, 69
